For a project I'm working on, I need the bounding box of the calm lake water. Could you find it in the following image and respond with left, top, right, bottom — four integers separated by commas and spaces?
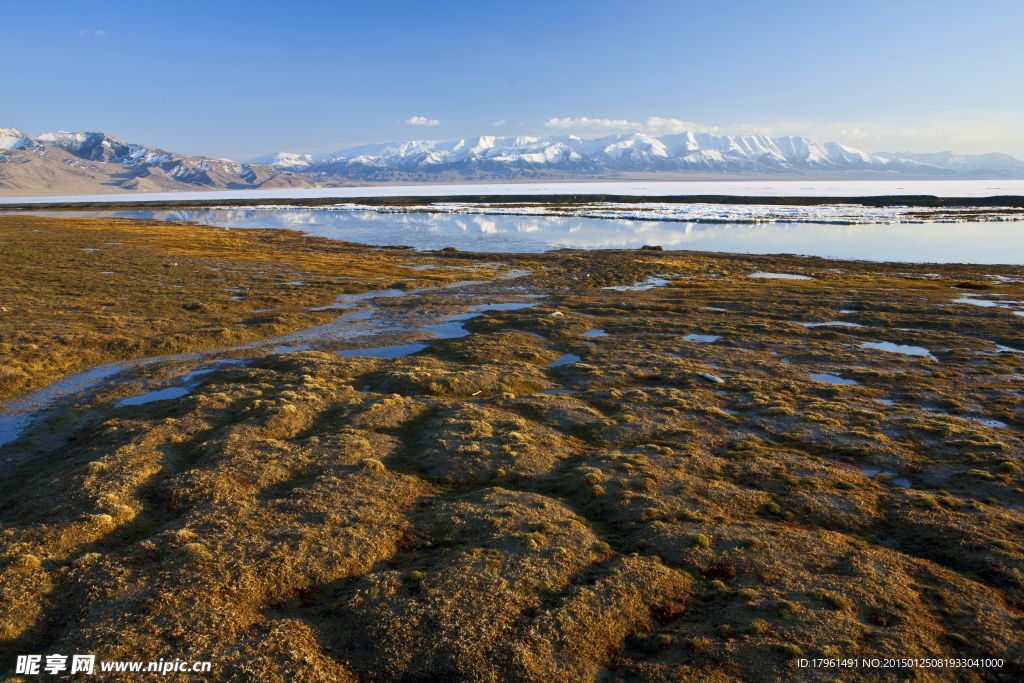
6, 208, 1024, 263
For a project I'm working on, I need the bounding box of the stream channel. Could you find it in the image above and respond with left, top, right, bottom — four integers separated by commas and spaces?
0, 273, 547, 454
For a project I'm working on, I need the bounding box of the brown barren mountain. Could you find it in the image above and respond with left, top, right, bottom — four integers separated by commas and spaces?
0, 129, 323, 196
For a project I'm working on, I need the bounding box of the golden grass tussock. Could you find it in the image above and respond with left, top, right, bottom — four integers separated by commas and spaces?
1, 214, 1023, 681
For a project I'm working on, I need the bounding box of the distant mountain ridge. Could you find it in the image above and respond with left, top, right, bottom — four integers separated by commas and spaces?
3, 126, 1023, 196
252, 132, 1024, 180
0, 128, 314, 196
873, 150, 1024, 178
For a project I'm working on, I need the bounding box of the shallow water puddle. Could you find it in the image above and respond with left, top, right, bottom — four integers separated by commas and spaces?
311, 288, 412, 310
326, 300, 539, 357
118, 360, 244, 407
119, 387, 192, 406
548, 354, 581, 368
469, 302, 537, 312
683, 334, 720, 343
1, 364, 127, 447
602, 275, 673, 291
798, 321, 864, 328
2, 357, 245, 447
989, 342, 1024, 353
337, 343, 429, 359
749, 272, 813, 280
924, 410, 1011, 430
809, 372, 859, 386
579, 330, 609, 338
970, 417, 1010, 429
273, 345, 313, 353
860, 341, 937, 360
953, 297, 1003, 308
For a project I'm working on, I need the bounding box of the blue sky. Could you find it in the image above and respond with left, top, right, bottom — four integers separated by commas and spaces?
3, 0, 1022, 160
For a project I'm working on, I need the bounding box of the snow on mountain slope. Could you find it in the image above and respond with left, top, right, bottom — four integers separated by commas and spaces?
255, 131, 1001, 177
0, 129, 316, 196
876, 151, 1024, 176
4, 126, 1023, 198
0, 128, 33, 151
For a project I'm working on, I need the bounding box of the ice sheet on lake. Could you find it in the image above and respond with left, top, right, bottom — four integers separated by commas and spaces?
6, 179, 1024, 204
301, 200, 1024, 227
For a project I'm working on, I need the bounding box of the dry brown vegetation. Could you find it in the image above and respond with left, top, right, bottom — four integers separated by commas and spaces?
0, 215, 508, 400
2, 214, 1024, 681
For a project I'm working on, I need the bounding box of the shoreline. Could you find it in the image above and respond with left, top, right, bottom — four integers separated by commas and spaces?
3, 192, 1024, 211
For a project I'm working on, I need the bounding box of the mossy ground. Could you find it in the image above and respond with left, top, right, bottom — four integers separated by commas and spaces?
0, 215, 510, 400
2, 215, 1024, 682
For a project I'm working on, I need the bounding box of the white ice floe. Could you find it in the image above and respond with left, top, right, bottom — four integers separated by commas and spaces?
7, 180, 1024, 206
215, 198, 1024, 227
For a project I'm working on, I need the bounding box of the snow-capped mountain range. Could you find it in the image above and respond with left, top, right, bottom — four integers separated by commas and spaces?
252, 132, 1024, 179
0, 128, 313, 195
3, 126, 1023, 197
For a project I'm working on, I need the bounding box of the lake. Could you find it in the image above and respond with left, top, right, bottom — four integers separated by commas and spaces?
4, 207, 1023, 263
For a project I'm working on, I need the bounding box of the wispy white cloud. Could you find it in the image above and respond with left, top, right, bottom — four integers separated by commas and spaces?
778, 117, 1023, 155
543, 116, 641, 131
490, 120, 506, 127
95, 29, 105, 35
643, 117, 720, 135
406, 116, 440, 127
542, 116, 723, 136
